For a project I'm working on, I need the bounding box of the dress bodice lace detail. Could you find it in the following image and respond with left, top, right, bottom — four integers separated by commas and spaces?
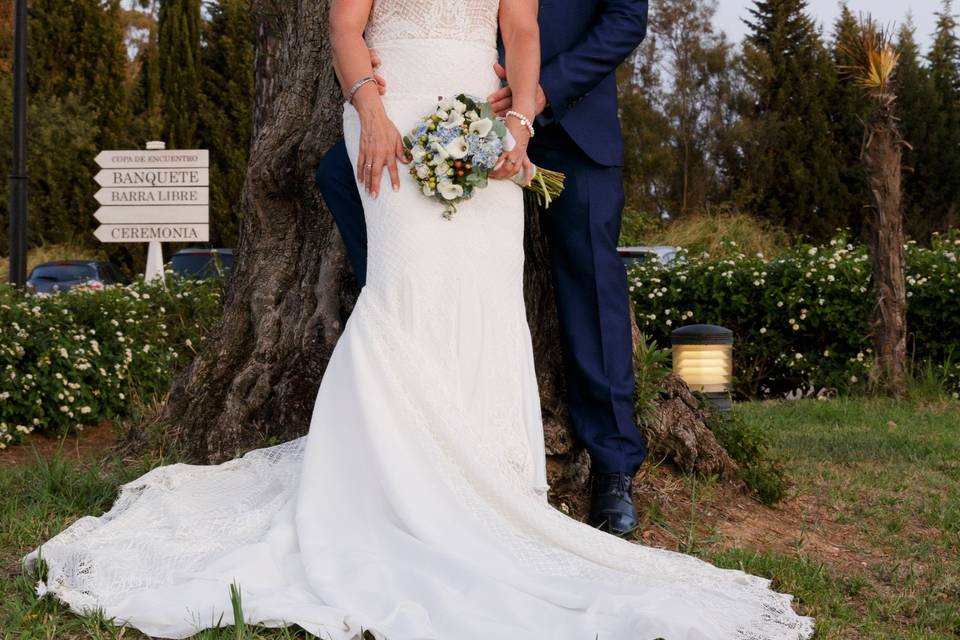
365, 0, 500, 49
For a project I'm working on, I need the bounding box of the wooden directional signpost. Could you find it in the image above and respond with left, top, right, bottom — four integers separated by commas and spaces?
93, 143, 210, 282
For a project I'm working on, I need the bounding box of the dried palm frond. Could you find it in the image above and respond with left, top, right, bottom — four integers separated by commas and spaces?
837, 16, 900, 96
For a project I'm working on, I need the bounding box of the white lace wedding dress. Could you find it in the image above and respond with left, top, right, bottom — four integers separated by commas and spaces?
24, 2, 814, 638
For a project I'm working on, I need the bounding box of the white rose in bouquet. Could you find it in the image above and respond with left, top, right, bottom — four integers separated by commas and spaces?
442, 111, 465, 129
430, 141, 449, 161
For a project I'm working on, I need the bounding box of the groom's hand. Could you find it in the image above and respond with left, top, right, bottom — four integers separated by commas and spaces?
369, 49, 387, 95
486, 63, 547, 116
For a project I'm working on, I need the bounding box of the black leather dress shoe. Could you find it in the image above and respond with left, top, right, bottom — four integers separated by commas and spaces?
588, 472, 638, 536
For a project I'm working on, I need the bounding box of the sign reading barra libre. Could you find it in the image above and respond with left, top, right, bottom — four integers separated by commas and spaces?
95, 186, 210, 206
92, 148, 210, 245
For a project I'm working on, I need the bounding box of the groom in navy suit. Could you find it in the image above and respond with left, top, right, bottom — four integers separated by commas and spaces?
316, 0, 650, 536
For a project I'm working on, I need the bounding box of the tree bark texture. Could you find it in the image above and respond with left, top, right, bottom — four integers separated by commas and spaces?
863, 99, 908, 398
161, 1, 355, 462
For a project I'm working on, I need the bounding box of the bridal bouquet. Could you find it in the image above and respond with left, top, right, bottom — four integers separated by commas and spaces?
403, 93, 565, 219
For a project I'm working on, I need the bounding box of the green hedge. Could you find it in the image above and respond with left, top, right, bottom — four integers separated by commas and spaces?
629, 233, 960, 398
0, 276, 223, 448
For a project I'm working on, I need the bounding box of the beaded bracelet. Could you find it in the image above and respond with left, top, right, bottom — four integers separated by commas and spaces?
506, 110, 535, 137
347, 75, 376, 103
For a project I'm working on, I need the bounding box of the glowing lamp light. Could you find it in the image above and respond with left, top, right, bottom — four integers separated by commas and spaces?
671, 324, 733, 414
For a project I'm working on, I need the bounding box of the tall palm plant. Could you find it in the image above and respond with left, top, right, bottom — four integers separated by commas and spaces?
839, 19, 909, 398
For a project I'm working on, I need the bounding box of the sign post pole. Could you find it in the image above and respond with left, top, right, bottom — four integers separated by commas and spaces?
143, 141, 166, 283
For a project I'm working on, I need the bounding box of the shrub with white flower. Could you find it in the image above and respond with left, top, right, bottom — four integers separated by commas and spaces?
628, 231, 960, 398
0, 274, 222, 447
403, 93, 564, 219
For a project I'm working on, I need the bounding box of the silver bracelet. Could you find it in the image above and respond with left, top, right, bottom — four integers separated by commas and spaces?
347, 75, 376, 103
506, 110, 535, 137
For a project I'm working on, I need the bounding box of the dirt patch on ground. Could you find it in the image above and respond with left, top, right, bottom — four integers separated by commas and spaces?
628, 466, 882, 577
0, 421, 119, 468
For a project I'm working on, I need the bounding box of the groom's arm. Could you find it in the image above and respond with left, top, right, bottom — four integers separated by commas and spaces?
539, 0, 649, 122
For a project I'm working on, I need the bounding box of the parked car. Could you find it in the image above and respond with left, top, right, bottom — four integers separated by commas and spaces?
170, 248, 234, 280
26, 260, 127, 294
618, 245, 683, 268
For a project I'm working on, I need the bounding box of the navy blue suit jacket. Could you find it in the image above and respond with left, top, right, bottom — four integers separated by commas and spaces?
532, 0, 648, 167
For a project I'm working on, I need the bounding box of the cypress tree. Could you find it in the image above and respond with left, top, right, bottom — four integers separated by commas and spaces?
198, 0, 254, 247
894, 18, 942, 239
28, 0, 129, 146
159, 0, 201, 148
17, 0, 129, 245
741, 0, 848, 239
131, 7, 164, 142
925, 0, 960, 230
830, 5, 871, 239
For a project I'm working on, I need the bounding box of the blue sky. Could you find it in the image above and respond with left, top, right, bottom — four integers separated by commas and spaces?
715, 0, 947, 54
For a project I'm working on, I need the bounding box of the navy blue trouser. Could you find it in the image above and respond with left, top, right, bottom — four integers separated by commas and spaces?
315, 129, 647, 476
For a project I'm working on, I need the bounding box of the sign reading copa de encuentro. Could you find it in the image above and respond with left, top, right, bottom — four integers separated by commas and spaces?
93, 149, 210, 243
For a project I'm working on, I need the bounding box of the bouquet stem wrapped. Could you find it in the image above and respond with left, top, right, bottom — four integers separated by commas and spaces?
502, 129, 566, 208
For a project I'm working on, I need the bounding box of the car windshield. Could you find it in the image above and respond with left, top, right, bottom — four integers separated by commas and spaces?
171, 253, 233, 277
29, 264, 97, 282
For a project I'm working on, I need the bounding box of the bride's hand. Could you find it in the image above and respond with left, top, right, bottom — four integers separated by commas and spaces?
357, 105, 409, 198
490, 116, 534, 186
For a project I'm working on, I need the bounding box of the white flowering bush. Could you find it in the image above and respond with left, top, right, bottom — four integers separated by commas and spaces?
0, 275, 222, 448
629, 232, 960, 398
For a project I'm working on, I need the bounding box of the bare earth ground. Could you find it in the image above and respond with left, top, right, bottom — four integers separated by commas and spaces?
0, 420, 119, 469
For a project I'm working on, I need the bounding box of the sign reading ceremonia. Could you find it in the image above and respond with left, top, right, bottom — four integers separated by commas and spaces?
92, 145, 210, 280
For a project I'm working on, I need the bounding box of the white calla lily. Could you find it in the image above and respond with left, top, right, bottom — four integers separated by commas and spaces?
469, 118, 493, 138
437, 180, 464, 201
443, 136, 469, 160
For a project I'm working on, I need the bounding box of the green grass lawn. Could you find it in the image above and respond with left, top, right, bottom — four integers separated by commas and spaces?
713, 397, 960, 639
2, 395, 958, 639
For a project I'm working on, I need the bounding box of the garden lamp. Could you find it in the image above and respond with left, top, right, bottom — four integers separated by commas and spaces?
671, 324, 733, 415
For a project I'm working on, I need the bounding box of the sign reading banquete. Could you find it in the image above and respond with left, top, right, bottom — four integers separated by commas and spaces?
93, 149, 210, 243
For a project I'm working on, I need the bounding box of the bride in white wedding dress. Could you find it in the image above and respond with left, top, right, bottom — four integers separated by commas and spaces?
24, 1, 814, 638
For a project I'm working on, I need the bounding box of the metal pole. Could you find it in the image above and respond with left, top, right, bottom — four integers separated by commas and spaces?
8, 0, 28, 286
